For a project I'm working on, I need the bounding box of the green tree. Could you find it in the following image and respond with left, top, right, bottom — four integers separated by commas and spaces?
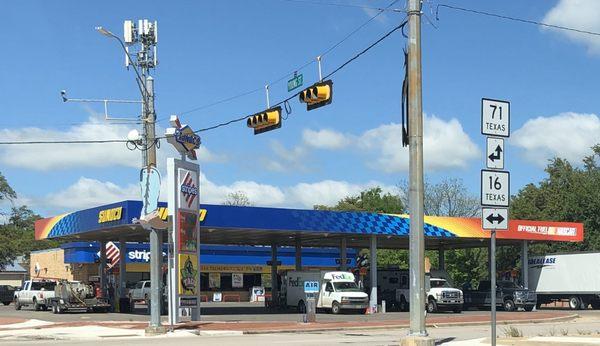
314, 187, 406, 267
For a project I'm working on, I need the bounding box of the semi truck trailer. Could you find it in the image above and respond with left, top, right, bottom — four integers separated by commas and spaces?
529, 252, 600, 310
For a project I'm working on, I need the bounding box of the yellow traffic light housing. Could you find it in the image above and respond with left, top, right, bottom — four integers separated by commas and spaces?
246, 106, 282, 135
299, 80, 333, 111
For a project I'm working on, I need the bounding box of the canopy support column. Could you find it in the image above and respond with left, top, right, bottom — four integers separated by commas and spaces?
369, 235, 377, 313
271, 243, 278, 308
340, 237, 348, 271
295, 237, 302, 271
521, 241, 529, 289
438, 245, 445, 271
99, 241, 107, 297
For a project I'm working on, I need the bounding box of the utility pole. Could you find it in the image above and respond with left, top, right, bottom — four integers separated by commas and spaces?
403, 1, 434, 345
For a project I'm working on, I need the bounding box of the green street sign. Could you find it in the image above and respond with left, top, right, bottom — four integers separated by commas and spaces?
287, 74, 303, 92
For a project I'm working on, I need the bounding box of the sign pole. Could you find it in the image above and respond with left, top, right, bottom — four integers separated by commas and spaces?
491, 230, 496, 345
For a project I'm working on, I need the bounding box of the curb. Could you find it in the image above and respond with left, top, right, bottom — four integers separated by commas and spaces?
241, 314, 580, 335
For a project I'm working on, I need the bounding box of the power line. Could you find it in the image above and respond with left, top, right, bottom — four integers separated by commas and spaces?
193, 19, 408, 134
3, 17, 408, 143
173, 0, 402, 119
0, 139, 131, 145
436, 4, 600, 37
279, 0, 403, 13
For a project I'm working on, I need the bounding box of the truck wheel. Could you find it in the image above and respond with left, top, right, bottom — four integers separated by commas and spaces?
56, 304, 64, 314
524, 305, 534, 312
591, 300, 600, 310
14, 300, 21, 310
453, 308, 462, 313
41, 304, 48, 311
297, 300, 306, 314
426, 299, 437, 313
331, 301, 341, 315
503, 299, 516, 312
569, 296, 582, 310
2, 302, 10, 306
33, 298, 41, 311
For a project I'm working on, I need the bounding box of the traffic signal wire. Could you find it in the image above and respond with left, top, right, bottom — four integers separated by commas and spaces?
192, 18, 408, 134
435, 4, 600, 37
0, 18, 408, 144
171, 0, 402, 120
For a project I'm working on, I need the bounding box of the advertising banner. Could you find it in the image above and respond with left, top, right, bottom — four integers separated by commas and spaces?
232, 273, 243, 288
178, 254, 199, 295
209, 272, 221, 288
178, 211, 198, 253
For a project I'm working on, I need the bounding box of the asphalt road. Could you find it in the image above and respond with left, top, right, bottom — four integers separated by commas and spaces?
0, 302, 596, 324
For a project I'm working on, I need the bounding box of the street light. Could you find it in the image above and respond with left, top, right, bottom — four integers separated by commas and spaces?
95, 25, 148, 105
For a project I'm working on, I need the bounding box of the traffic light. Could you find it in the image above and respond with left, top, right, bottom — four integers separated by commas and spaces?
299, 79, 333, 111
246, 106, 282, 135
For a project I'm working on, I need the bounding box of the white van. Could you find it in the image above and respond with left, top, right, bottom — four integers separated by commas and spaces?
282, 271, 368, 314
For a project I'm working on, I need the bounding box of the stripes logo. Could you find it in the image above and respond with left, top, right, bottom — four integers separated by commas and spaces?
97, 241, 120, 268
180, 171, 198, 209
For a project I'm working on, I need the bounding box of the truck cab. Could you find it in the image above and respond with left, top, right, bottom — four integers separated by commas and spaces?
463, 280, 536, 311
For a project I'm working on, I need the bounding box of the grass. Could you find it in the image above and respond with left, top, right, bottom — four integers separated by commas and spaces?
577, 329, 592, 335
502, 326, 523, 338
560, 328, 569, 336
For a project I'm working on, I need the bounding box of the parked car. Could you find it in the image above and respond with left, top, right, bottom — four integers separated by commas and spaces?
529, 252, 600, 310
463, 280, 536, 312
14, 280, 57, 311
0, 285, 16, 305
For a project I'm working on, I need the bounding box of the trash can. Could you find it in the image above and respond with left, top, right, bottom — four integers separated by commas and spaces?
119, 298, 131, 313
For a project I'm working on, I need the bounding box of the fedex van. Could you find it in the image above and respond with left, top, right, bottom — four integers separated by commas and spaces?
281, 271, 368, 314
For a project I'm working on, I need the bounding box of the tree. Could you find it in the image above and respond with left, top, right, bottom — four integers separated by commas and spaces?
399, 177, 479, 217
223, 191, 252, 206
0, 172, 59, 268
314, 187, 403, 214
315, 187, 405, 267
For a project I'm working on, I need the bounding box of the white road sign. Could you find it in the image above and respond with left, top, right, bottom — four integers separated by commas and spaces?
481, 170, 509, 207
482, 208, 508, 230
486, 137, 504, 170
481, 98, 510, 137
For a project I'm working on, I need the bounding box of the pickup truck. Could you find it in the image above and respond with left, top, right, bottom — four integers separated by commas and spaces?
129, 280, 152, 306
426, 278, 463, 313
0, 285, 16, 305
463, 280, 536, 312
14, 280, 57, 311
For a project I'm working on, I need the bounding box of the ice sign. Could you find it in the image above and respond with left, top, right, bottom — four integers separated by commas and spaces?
304, 281, 319, 293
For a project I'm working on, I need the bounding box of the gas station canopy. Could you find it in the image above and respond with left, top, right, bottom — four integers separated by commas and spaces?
35, 200, 584, 249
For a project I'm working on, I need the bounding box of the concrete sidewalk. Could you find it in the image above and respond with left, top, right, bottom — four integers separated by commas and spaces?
446, 336, 600, 345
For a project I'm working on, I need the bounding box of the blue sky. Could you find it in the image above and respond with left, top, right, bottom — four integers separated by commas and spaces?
1, 0, 600, 217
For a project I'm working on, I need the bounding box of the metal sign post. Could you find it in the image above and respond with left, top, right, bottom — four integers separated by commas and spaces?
303, 281, 319, 323
481, 97, 510, 346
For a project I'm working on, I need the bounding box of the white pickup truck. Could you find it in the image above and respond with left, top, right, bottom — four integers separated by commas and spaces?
128, 280, 152, 305
14, 280, 57, 311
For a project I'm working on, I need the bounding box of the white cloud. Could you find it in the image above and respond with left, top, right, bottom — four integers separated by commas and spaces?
31, 174, 395, 214
358, 115, 480, 173
511, 112, 600, 167
0, 117, 224, 170
302, 129, 351, 150
543, 0, 600, 54
261, 140, 308, 172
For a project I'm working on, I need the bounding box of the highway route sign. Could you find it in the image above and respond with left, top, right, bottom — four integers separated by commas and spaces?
486, 137, 504, 170
481, 169, 509, 207
482, 208, 508, 230
304, 281, 319, 293
481, 98, 510, 137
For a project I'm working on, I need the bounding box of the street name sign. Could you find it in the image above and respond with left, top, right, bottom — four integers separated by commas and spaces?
481, 98, 510, 137
482, 208, 508, 230
486, 137, 504, 170
304, 281, 319, 293
288, 73, 303, 92
481, 169, 509, 207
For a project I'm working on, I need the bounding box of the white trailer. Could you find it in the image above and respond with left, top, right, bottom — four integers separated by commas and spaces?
528, 252, 600, 310
281, 271, 368, 314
